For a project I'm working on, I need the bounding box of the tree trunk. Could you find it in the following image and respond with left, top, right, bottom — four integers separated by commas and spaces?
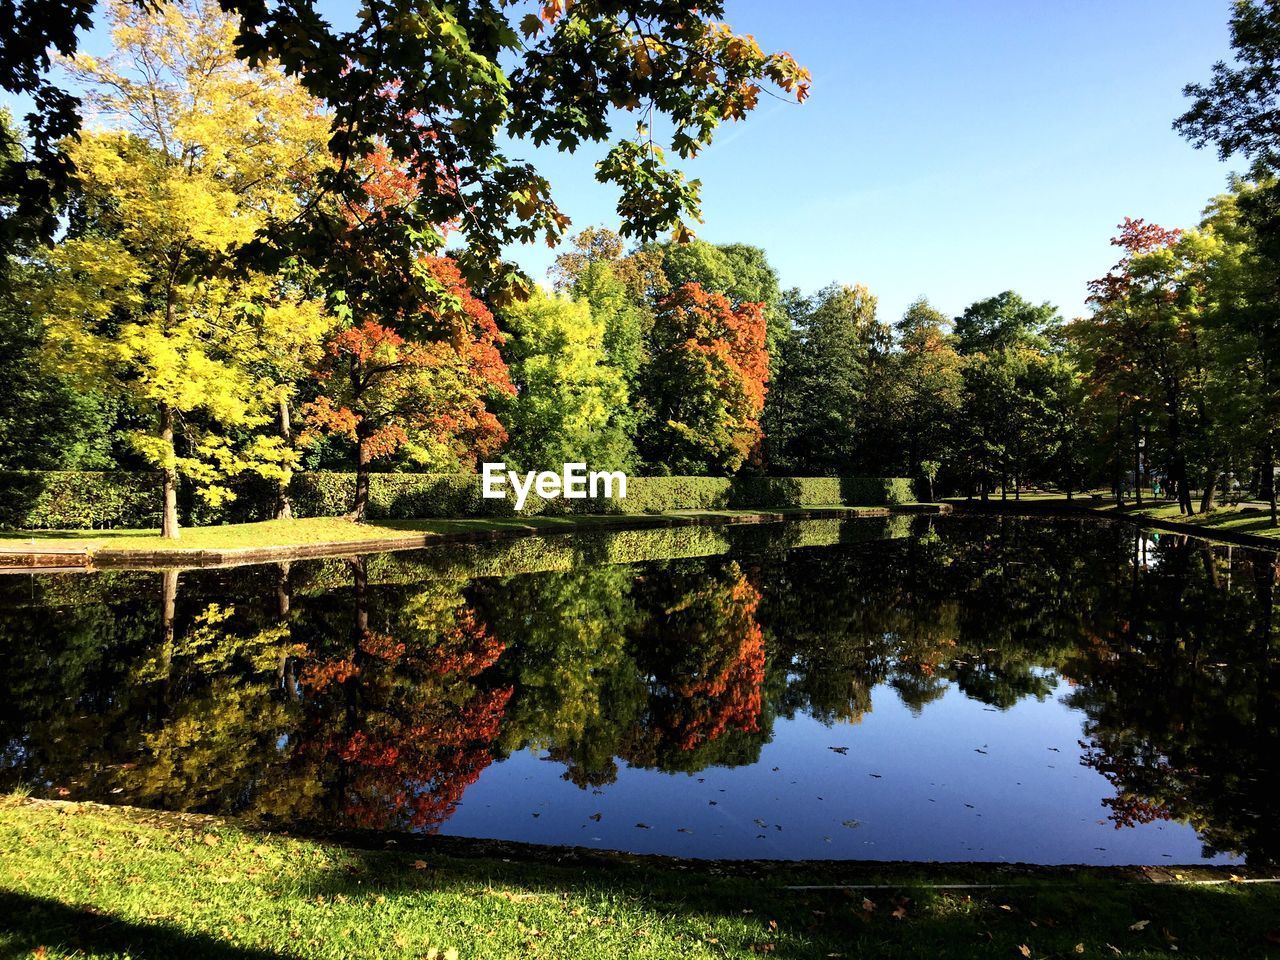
160, 404, 180, 539
1168, 406, 1194, 515
349, 430, 371, 521
159, 569, 178, 685
276, 397, 294, 521
1199, 465, 1218, 515
1132, 414, 1143, 507
1266, 436, 1278, 528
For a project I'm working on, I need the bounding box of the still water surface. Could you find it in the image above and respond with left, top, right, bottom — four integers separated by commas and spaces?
2, 516, 1276, 864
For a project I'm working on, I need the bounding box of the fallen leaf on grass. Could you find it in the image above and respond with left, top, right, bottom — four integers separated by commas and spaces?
1074, 945, 1084, 954
202, 833, 219, 846
412, 860, 428, 870
861, 897, 876, 913
1129, 920, 1149, 931
1018, 946, 1031, 958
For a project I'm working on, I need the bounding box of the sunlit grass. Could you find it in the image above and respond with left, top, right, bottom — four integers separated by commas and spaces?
0, 508, 886, 556
1, 799, 1276, 959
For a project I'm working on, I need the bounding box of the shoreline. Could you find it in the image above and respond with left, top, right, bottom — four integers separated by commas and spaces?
947, 495, 1280, 552
0, 504, 947, 571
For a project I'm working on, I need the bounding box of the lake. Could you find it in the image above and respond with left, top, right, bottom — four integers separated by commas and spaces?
2, 515, 1276, 865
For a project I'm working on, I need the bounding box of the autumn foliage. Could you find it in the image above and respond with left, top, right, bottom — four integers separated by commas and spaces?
641, 282, 769, 473
298, 583, 513, 832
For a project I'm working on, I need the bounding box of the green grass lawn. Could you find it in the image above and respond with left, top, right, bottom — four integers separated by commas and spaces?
1, 799, 1277, 959
1108, 501, 1280, 539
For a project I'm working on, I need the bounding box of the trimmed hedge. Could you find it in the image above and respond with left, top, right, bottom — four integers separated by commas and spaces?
0, 471, 161, 530
0, 470, 915, 529
291, 472, 913, 519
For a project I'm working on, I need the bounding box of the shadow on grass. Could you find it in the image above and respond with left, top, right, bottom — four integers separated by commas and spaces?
0, 889, 284, 959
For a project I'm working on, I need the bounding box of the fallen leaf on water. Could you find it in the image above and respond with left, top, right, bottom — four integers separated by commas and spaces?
828, 747, 849, 755
589, 813, 602, 822
842, 819, 860, 829
635, 822, 651, 829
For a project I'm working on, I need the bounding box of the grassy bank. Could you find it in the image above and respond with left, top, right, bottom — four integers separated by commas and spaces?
1, 799, 1277, 959
0, 509, 902, 562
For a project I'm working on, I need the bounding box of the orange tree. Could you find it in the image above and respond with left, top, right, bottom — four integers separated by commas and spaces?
638, 282, 769, 474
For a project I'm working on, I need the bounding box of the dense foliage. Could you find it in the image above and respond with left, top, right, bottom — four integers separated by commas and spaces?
11, 0, 1280, 531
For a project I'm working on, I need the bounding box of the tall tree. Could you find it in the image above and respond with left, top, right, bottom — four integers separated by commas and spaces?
1083, 221, 1203, 514
764, 283, 880, 474
303, 256, 513, 519
893, 297, 962, 494
0, 110, 117, 470
36, 0, 333, 536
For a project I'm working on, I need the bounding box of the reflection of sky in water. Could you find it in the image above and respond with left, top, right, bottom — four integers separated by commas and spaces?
444, 680, 1227, 864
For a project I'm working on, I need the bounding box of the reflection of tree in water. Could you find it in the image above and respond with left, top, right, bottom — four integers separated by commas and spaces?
294, 559, 512, 832
624, 560, 768, 772
486, 559, 770, 783
1066, 535, 1280, 864
480, 565, 643, 789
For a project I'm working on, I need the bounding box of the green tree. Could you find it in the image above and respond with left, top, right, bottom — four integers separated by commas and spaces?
764, 283, 880, 474
0, 110, 117, 470
497, 288, 632, 470
892, 297, 962, 492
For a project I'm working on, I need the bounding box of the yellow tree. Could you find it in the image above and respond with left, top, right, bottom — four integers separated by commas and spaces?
38, 0, 333, 536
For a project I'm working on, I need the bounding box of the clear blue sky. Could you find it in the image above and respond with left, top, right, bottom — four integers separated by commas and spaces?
506, 0, 1241, 323
9, 1, 1241, 324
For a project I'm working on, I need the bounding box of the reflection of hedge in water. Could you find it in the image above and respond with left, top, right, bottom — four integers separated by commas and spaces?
289, 516, 911, 593
0, 517, 915, 615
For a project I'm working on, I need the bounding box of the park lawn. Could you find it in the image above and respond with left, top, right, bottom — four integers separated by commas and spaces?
1, 799, 1278, 960
1111, 502, 1280, 540
0, 515, 666, 554
0, 509, 884, 557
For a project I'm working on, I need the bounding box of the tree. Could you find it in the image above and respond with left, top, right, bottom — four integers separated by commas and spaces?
893, 297, 962, 492
764, 283, 880, 474
302, 255, 513, 520
638, 282, 768, 474
1083, 220, 1204, 514
954, 292, 1064, 499
5, 0, 810, 304
34, 0, 333, 537
652, 239, 789, 354
1176, 0, 1280, 171
496, 288, 632, 471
